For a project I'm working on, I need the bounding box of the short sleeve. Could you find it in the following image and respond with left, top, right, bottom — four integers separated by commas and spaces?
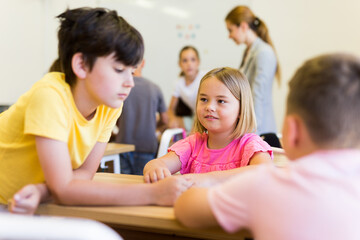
25, 87, 70, 141
97, 106, 122, 142
168, 134, 197, 173
208, 171, 256, 233
172, 79, 182, 98
241, 134, 274, 165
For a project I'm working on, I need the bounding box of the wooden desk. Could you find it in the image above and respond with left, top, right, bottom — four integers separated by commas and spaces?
105, 143, 135, 156
272, 147, 289, 167
100, 143, 135, 174
36, 173, 252, 240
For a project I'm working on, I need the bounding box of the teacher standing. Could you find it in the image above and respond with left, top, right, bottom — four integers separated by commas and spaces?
225, 6, 280, 135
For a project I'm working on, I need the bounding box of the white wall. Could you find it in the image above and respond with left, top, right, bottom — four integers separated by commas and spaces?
1, 0, 360, 132
254, 0, 360, 129
0, 0, 44, 105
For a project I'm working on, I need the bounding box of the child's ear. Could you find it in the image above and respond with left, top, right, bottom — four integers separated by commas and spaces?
71, 53, 87, 79
282, 114, 301, 151
283, 114, 316, 160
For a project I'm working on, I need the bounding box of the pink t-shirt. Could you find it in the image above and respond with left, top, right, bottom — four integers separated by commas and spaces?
208, 150, 360, 240
169, 132, 273, 174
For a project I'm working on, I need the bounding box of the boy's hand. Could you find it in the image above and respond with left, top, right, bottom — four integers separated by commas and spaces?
152, 176, 193, 206
178, 173, 218, 188
8, 184, 41, 215
143, 160, 172, 183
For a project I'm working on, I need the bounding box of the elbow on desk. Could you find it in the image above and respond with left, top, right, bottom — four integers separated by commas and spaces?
174, 207, 209, 229
174, 199, 204, 229
174, 187, 218, 229
50, 190, 74, 206
48, 185, 85, 206
174, 206, 196, 228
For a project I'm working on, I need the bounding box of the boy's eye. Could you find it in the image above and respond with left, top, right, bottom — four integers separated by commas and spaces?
114, 68, 123, 73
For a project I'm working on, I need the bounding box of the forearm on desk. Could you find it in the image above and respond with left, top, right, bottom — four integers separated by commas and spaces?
49, 179, 159, 206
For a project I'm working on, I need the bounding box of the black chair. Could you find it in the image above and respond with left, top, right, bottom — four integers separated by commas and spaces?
0, 105, 10, 113
260, 133, 282, 148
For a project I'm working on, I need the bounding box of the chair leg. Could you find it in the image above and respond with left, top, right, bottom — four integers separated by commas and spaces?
100, 155, 121, 174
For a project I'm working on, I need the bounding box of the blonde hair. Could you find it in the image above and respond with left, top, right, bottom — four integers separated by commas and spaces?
225, 6, 281, 85
193, 67, 256, 139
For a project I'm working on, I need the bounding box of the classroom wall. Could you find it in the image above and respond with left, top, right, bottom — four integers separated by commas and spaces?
1, 0, 360, 132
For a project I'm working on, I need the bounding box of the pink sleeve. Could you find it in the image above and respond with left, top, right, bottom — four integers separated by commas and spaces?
168, 134, 197, 173
241, 134, 274, 165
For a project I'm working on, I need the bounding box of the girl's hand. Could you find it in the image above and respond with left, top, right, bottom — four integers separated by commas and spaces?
152, 176, 193, 206
8, 184, 41, 215
143, 159, 172, 183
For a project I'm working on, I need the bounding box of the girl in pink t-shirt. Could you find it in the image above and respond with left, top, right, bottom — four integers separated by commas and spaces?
144, 67, 273, 186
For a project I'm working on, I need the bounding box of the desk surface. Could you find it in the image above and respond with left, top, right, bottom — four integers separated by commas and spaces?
35, 173, 251, 240
272, 147, 289, 167
105, 143, 135, 156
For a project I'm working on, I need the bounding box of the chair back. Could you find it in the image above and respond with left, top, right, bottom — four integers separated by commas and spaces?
0, 212, 123, 240
157, 128, 186, 158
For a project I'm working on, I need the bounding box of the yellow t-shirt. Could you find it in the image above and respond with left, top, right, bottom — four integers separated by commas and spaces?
0, 72, 122, 204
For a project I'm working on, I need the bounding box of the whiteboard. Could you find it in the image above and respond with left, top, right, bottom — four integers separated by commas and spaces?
99, 0, 251, 103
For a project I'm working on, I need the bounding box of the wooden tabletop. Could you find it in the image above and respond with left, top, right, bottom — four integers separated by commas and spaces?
104, 143, 135, 156
35, 173, 252, 240
35, 149, 288, 239
272, 147, 289, 167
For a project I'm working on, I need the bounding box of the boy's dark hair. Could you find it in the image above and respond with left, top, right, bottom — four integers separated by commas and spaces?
287, 53, 360, 148
49, 58, 62, 72
57, 7, 144, 86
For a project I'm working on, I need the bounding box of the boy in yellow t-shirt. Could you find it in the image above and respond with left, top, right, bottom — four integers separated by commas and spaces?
1, 7, 192, 214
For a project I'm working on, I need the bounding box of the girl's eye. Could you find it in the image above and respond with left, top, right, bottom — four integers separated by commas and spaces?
218, 100, 226, 104
200, 97, 207, 102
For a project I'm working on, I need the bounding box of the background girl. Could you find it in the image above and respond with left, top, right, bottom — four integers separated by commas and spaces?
167, 46, 207, 133
225, 6, 280, 135
144, 67, 273, 186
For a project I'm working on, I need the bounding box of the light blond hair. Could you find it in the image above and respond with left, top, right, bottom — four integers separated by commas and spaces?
193, 67, 256, 139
